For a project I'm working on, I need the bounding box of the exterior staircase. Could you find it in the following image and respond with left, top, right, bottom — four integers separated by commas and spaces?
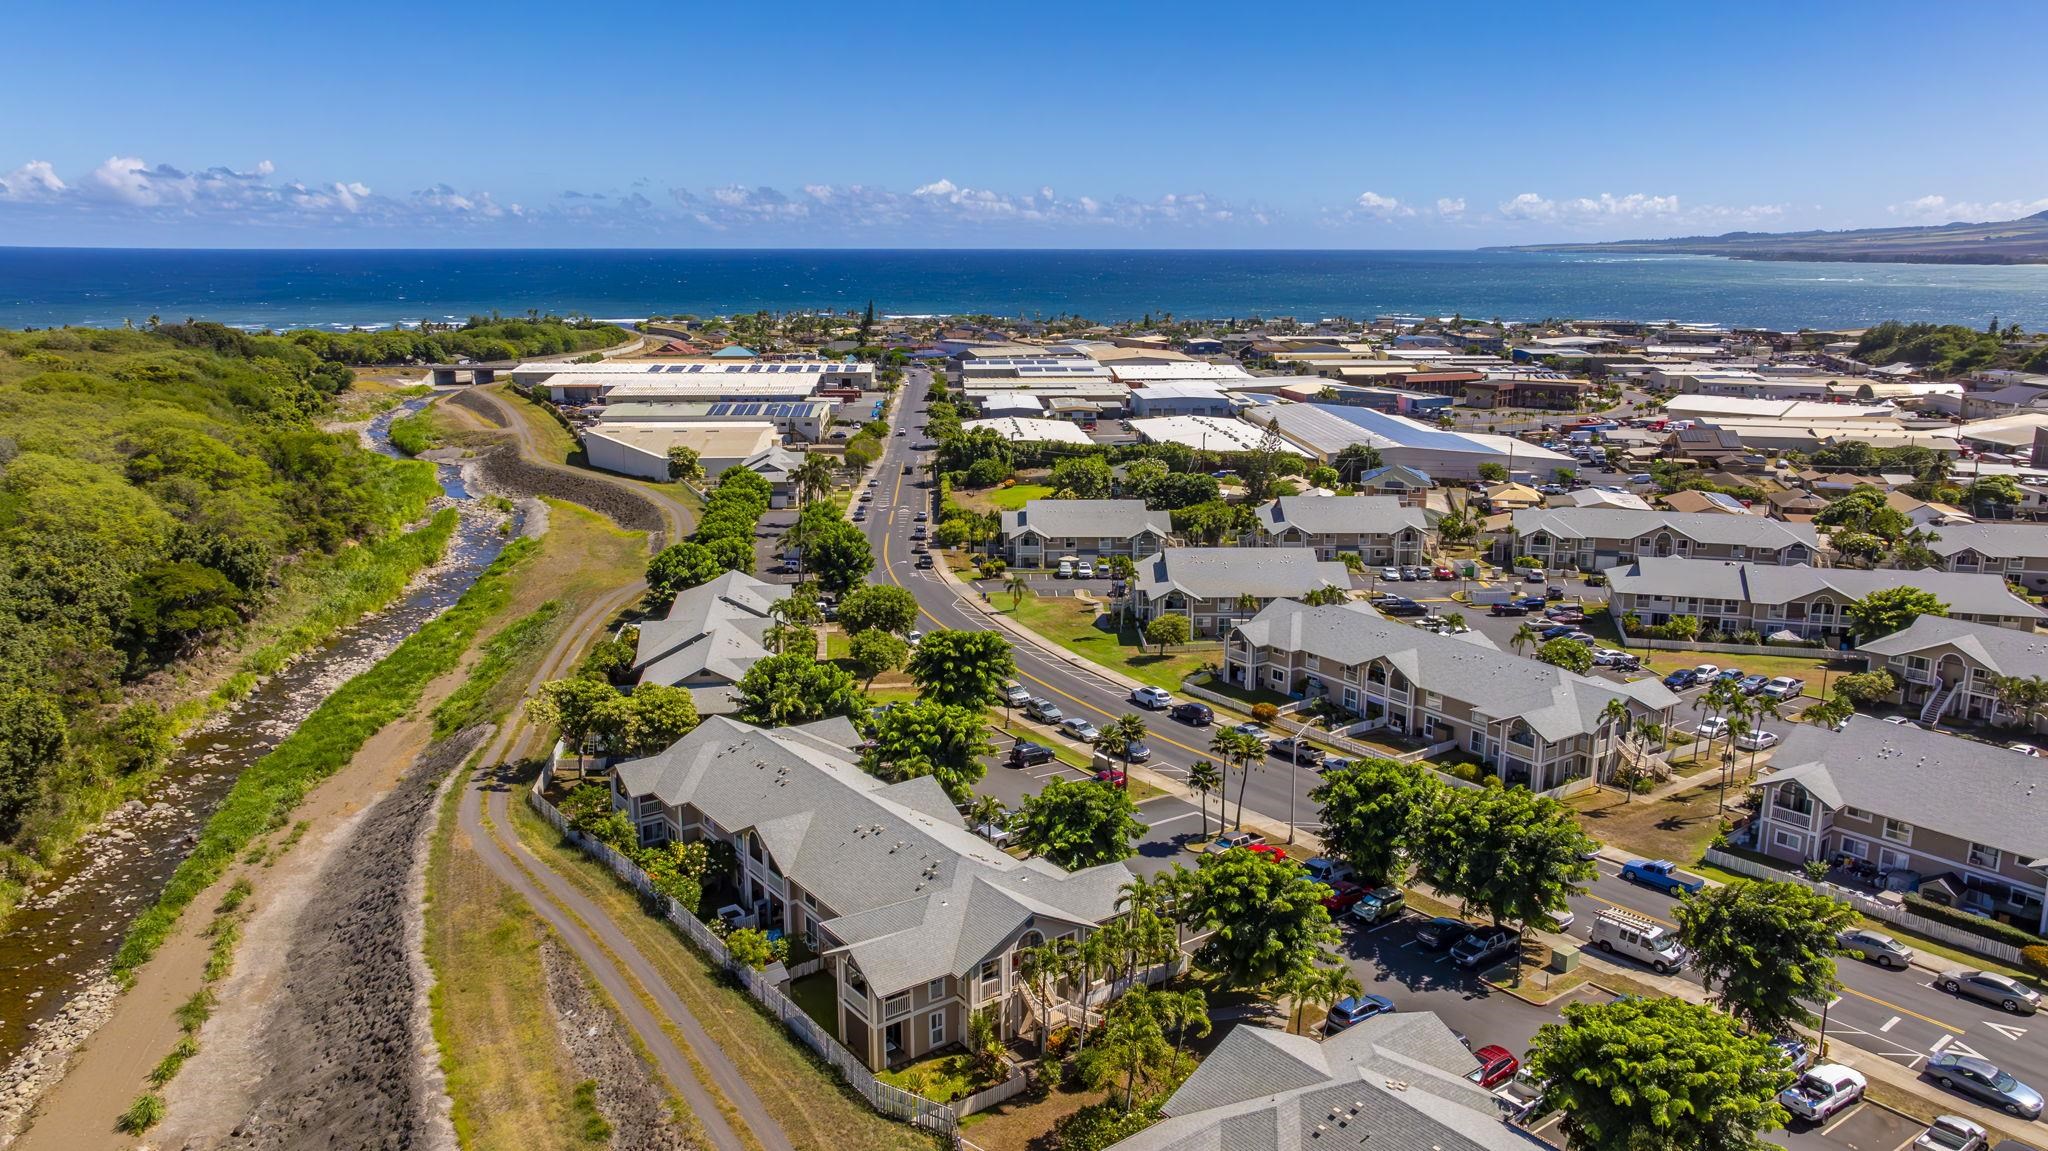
1920, 682, 1955, 724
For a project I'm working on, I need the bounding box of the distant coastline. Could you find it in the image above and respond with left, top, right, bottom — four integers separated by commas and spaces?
1489, 209, 2048, 266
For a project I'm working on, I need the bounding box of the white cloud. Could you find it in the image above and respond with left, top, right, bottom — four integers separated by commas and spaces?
1888, 193, 2048, 223
1499, 191, 1681, 222
1434, 197, 1466, 217
1354, 190, 1412, 218
0, 161, 65, 201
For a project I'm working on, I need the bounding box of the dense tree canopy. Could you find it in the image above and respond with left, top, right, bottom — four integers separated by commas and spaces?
1014, 778, 1148, 870
836, 584, 920, 636
1310, 758, 1439, 885
1528, 997, 1790, 1151
1675, 879, 1856, 1036
733, 653, 863, 727
1181, 848, 1339, 989
0, 324, 443, 847
1408, 786, 1597, 930
859, 700, 993, 801
907, 629, 1016, 708
1846, 586, 1948, 639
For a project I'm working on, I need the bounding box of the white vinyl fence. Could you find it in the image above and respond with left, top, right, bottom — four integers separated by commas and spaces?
528, 767, 963, 1138
1703, 848, 2025, 964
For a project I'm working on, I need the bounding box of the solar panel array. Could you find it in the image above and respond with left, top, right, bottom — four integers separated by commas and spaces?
644, 362, 862, 374
706, 402, 822, 418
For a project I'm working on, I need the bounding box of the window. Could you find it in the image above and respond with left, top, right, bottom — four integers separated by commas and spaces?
1469, 730, 1485, 753
929, 1010, 946, 1048
1775, 784, 1814, 818
926, 978, 946, 1001
1840, 806, 1862, 819
1881, 818, 1912, 845
1970, 843, 2002, 869
1880, 847, 1911, 870
1838, 837, 1867, 860
1773, 829, 1805, 853
1270, 668, 1285, 686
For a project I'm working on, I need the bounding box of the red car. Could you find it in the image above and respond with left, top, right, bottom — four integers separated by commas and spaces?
1321, 881, 1367, 913
1247, 842, 1290, 863
1094, 768, 1126, 786
1433, 565, 1455, 580
1467, 1045, 1520, 1090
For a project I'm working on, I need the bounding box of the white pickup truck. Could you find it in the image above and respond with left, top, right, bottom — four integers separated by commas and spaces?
1778, 1064, 1866, 1122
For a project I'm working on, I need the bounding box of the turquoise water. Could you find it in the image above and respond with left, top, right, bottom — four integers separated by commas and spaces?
1, 247, 2045, 331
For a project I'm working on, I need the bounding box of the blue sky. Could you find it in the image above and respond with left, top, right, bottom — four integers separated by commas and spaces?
2, 0, 2043, 248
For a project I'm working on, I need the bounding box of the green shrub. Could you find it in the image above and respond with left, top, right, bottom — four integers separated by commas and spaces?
1904, 893, 2048, 950
1250, 703, 1280, 724
1052, 1100, 1164, 1151
118, 1093, 166, 1134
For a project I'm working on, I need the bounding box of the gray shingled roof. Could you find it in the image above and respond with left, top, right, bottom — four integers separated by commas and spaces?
1111, 1013, 1531, 1151
633, 571, 781, 691
1001, 499, 1170, 541
1764, 722, 2048, 863
1603, 557, 2045, 620
1513, 506, 1818, 550
612, 716, 1132, 995
1253, 495, 1430, 538
1137, 548, 1352, 601
1235, 600, 1678, 742
1858, 614, 2048, 680
1922, 523, 2048, 562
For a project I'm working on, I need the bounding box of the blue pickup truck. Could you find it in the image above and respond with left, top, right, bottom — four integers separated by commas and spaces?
1620, 859, 1705, 896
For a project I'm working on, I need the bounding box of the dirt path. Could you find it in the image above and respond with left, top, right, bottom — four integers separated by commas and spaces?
457, 387, 694, 547
451, 582, 793, 1151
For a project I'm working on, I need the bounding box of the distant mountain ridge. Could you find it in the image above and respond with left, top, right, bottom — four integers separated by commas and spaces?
1490, 209, 2048, 265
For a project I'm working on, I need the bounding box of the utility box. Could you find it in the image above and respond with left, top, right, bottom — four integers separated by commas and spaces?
1548, 943, 1579, 974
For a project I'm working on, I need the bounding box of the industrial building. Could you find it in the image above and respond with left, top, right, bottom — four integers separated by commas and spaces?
582, 422, 781, 483
1237, 402, 1573, 481
1128, 415, 1307, 455
958, 417, 1096, 446
1127, 383, 1235, 417
595, 400, 833, 442
537, 361, 870, 405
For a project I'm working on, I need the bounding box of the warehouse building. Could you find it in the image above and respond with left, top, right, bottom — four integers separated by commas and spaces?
583, 422, 779, 484
1237, 402, 1573, 482
1129, 415, 1307, 455
1128, 383, 1235, 417
595, 400, 833, 442
959, 417, 1096, 446
523, 359, 872, 401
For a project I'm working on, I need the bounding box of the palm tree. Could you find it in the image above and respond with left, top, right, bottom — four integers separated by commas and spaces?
1599, 698, 1634, 798
1073, 929, 1118, 1052
1744, 696, 1781, 783
1157, 987, 1211, 1059
1304, 965, 1364, 1036
1996, 674, 2048, 730
1019, 939, 1078, 1056
1215, 730, 1266, 831
1442, 611, 1466, 631
1004, 572, 1030, 610
1510, 623, 1541, 655
1188, 760, 1223, 839
1234, 592, 1261, 622
793, 453, 836, 507
967, 794, 1004, 831
1719, 713, 1751, 812
1097, 713, 1150, 789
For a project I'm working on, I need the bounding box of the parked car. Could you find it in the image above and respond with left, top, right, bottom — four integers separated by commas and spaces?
1075, 560, 1094, 579
1055, 558, 1075, 578
1489, 602, 1530, 617
1936, 970, 2042, 1015
1415, 918, 1475, 951
1663, 668, 1698, 689
1381, 599, 1428, 617
1268, 737, 1324, 766
1349, 887, 1406, 925
1837, 928, 1915, 970
1450, 926, 1520, 969
1696, 716, 1729, 740
1246, 842, 1290, 862
1229, 721, 1267, 741
1925, 1053, 2045, 1118
1304, 857, 1355, 886
1093, 767, 1125, 786
1545, 585, 1564, 601
1737, 674, 1770, 695
1006, 741, 1054, 768
1059, 717, 1101, 743
1620, 859, 1705, 895
1324, 994, 1396, 1033
1321, 881, 1367, 914
1778, 1064, 1867, 1122
1169, 701, 1214, 726
1119, 740, 1152, 763
1525, 567, 1546, 582
1024, 697, 1064, 724
1433, 565, 1455, 580
1207, 831, 1266, 855
1129, 685, 1173, 710
1734, 730, 1779, 752
1540, 624, 1575, 641
1761, 676, 1805, 700
1380, 566, 1403, 582
1494, 1067, 1551, 1124
1772, 1036, 1814, 1072
1691, 663, 1721, 681
1402, 565, 1424, 581
1003, 682, 1032, 707
1467, 1045, 1520, 1090
1917, 1117, 1989, 1151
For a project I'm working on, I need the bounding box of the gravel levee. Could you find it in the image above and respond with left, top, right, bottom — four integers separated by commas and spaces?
472, 444, 666, 536
539, 938, 698, 1151
447, 389, 508, 427
203, 727, 489, 1151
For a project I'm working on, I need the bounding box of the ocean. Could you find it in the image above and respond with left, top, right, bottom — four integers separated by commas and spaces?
1, 247, 2045, 332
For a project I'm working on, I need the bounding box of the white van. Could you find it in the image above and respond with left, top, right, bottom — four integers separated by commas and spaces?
1590, 907, 1687, 974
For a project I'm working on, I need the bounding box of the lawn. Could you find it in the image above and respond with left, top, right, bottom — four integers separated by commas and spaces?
1003, 591, 1219, 692
1569, 782, 1731, 864
790, 972, 838, 1034
1628, 647, 1862, 689
877, 1054, 1005, 1105
954, 482, 1054, 515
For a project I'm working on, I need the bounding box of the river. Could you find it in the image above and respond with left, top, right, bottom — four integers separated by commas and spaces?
0, 397, 508, 1063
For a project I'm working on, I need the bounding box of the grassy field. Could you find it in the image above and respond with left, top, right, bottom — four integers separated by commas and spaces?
511, 801, 943, 1151
1569, 782, 1731, 864
1003, 592, 1219, 692
1630, 647, 1861, 688
954, 482, 1054, 515
426, 772, 594, 1150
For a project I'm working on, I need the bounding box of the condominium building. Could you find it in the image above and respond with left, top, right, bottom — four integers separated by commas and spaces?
1604, 557, 2045, 640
